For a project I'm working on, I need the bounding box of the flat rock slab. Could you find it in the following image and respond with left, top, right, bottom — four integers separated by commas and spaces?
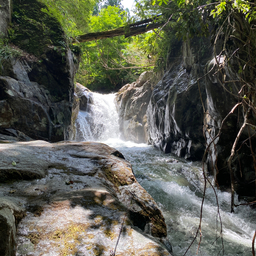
0, 140, 172, 256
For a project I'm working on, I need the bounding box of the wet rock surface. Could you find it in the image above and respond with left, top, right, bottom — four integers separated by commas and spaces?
116, 71, 156, 143
0, 197, 25, 256
117, 38, 256, 197
0, 140, 171, 256
0, 52, 76, 142
147, 41, 207, 160
75, 83, 93, 112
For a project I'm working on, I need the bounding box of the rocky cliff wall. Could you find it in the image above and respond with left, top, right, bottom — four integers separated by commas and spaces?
147, 39, 207, 160
0, 0, 80, 142
118, 37, 256, 197
204, 56, 256, 196
116, 71, 156, 143
0, 0, 11, 36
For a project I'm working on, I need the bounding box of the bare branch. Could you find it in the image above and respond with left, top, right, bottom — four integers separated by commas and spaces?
227, 107, 250, 213
253, 231, 256, 256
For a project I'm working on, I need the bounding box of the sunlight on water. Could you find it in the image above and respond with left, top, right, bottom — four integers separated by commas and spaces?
75, 92, 256, 256
118, 144, 256, 256
102, 138, 148, 148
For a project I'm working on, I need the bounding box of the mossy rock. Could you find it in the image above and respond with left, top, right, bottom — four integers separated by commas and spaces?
10, 0, 66, 57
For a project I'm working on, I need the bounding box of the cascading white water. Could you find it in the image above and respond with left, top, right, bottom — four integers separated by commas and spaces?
76, 92, 120, 142
76, 91, 256, 256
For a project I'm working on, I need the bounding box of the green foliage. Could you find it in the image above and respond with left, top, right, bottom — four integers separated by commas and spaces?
76, 6, 154, 92
134, 0, 213, 70
0, 44, 22, 61
40, 0, 98, 37
0, 43, 22, 74
211, 0, 256, 23
102, 0, 123, 8
152, 0, 169, 6
10, 0, 66, 57
0, 35, 22, 74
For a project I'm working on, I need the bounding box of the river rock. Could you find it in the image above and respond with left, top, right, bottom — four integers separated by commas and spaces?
75, 82, 93, 111
116, 71, 155, 143
66, 83, 87, 140
0, 140, 172, 255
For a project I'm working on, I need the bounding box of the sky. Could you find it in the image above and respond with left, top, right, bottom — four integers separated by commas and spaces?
122, 0, 135, 11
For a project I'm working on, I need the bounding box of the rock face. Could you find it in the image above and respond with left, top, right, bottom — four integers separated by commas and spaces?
75, 82, 93, 112
147, 39, 256, 195
0, 0, 80, 142
0, 140, 171, 256
65, 83, 88, 141
117, 38, 256, 197
147, 40, 208, 160
204, 57, 256, 195
0, 0, 11, 36
116, 71, 156, 143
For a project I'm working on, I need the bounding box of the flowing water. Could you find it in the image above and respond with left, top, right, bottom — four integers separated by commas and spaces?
75, 92, 256, 256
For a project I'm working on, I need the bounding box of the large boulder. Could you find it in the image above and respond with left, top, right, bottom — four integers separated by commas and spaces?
0, 0, 80, 142
0, 140, 172, 255
116, 71, 156, 143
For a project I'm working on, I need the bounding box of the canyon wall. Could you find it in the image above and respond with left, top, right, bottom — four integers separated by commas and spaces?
117, 37, 256, 197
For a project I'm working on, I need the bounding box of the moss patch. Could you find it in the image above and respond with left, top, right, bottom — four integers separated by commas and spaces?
93, 244, 107, 256
104, 228, 117, 240
27, 223, 89, 255
102, 164, 134, 189
28, 233, 40, 245
10, 0, 66, 57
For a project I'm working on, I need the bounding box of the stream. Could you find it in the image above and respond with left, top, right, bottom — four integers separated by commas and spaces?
75, 91, 256, 256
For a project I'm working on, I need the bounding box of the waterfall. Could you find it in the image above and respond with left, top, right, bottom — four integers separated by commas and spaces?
75, 91, 256, 256
75, 92, 120, 142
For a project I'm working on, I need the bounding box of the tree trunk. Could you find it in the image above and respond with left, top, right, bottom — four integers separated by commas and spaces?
74, 17, 165, 43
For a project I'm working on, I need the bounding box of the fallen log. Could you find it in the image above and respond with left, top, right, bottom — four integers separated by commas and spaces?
74, 17, 164, 43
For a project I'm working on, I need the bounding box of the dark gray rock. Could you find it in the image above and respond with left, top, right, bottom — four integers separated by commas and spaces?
204, 56, 256, 195
0, 46, 78, 143
116, 71, 155, 143
0, 0, 11, 36
0, 52, 75, 142
0, 197, 25, 256
75, 82, 93, 111
147, 38, 256, 197
0, 0, 80, 142
147, 40, 207, 160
